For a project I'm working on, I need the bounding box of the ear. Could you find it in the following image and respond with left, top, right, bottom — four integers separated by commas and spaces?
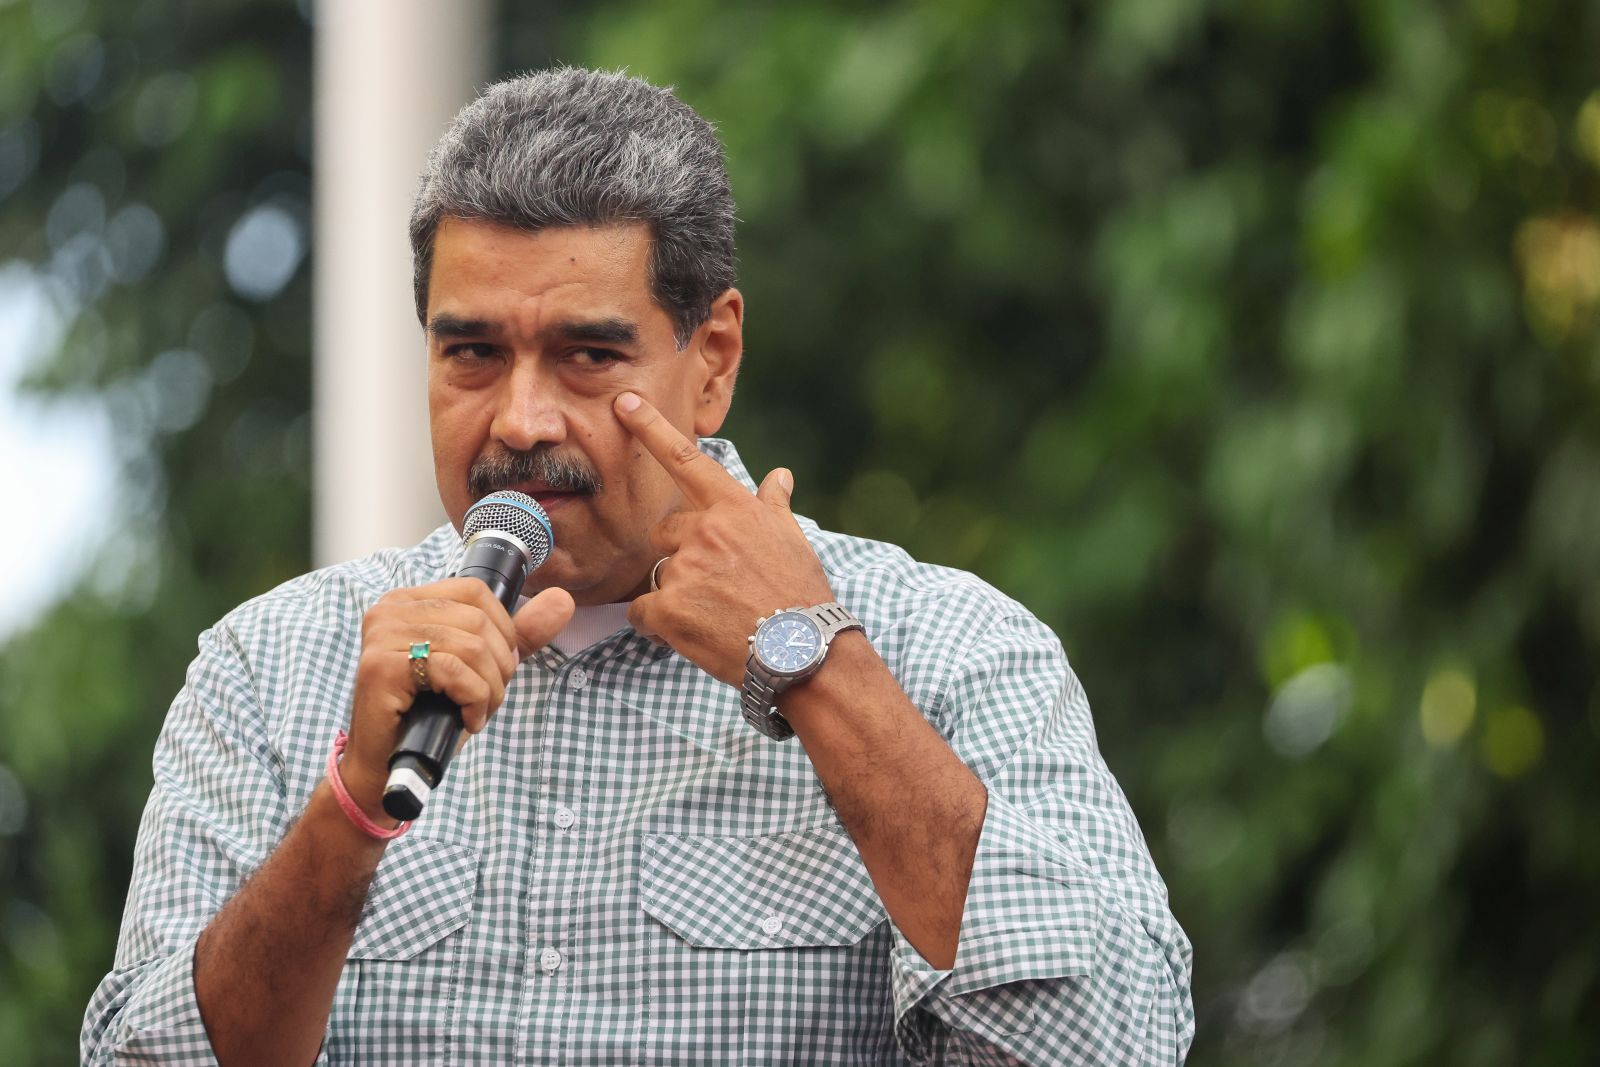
691, 288, 743, 437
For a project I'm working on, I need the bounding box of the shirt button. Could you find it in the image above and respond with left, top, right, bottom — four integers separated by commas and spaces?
567, 667, 590, 690
760, 915, 784, 937
553, 806, 577, 829
540, 948, 563, 974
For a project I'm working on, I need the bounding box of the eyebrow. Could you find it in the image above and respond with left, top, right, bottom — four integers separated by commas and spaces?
426, 314, 640, 346
549, 317, 639, 345
427, 314, 496, 340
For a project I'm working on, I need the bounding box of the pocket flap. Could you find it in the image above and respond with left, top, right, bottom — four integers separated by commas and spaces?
641, 825, 886, 950
349, 836, 478, 961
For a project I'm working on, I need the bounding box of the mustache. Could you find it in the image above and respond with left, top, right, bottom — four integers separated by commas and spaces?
467, 445, 604, 500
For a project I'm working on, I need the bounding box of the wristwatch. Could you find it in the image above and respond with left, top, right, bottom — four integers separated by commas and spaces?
740, 602, 864, 740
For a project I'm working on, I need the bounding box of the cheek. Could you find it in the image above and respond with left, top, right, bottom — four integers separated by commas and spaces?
429, 383, 495, 470
595, 428, 654, 500
594, 437, 675, 524
430, 396, 473, 447
627, 445, 683, 518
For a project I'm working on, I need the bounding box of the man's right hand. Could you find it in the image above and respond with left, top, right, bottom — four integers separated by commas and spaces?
339, 580, 575, 824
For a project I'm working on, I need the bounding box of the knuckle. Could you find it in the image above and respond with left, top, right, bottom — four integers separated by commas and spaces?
355, 653, 385, 686
361, 600, 392, 633
479, 612, 506, 644
669, 440, 700, 467
702, 518, 732, 549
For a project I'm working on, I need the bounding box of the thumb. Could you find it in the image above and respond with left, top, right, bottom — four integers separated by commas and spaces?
513, 586, 576, 657
757, 467, 794, 510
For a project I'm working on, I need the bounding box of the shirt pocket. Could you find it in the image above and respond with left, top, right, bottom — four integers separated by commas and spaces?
640, 825, 899, 1065
324, 836, 479, 1065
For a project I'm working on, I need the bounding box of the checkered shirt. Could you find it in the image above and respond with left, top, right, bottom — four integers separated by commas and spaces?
82, 439, 1194, 1065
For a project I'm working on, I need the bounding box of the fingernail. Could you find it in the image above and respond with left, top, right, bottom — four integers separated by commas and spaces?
616, 392, 641, 413
779, 469, 793, 493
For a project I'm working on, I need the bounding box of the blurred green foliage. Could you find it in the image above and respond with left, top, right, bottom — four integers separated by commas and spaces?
0, 0, 312, 1059
3, 0, 1598, 1062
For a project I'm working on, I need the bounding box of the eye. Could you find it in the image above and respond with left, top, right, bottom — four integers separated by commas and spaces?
444, 343, 501, 361
570, 347, 625, 367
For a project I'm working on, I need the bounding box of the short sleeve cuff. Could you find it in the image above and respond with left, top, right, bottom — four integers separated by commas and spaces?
93, 938, 343, 1067
890, 791, 1102, 1021
104, 937, 219, 1064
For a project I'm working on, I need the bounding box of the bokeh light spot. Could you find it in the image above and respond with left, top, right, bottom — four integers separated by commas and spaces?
1237, 951, 1315, 1035
1265, 663, 1352, 758
1420, 667, 1477, 747
142, 349, 214, 434
1313, 917, 1375, 986
45, 181, 105, 250
223, 203, 304, 302
1480, 705, 1544, 778
1576, 91, 1600, 171
1514, 214, 1600, 346
133, 71, 199, 146
104, 202, 165, 284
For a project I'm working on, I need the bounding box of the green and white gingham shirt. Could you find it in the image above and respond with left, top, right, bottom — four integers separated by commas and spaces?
83, 440, 1194, 1065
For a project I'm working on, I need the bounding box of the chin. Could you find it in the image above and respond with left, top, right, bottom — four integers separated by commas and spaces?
521, 549, 595, 597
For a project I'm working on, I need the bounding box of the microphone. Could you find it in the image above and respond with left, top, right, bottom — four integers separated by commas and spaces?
382, 491, 553, 821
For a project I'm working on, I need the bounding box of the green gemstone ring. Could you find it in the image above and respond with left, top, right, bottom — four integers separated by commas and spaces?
408, 641, 432, 690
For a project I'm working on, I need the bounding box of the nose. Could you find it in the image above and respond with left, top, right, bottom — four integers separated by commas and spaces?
489, 358, 566, 452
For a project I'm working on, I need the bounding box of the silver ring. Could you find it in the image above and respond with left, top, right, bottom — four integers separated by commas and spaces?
649, 556, 670, 592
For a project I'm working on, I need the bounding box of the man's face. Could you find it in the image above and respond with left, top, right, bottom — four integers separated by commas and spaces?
425, 217, 741, 605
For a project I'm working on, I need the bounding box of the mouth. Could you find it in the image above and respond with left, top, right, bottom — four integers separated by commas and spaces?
511, 484, 590, 513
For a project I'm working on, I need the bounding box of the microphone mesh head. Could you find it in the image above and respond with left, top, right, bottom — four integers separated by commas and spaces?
463, 491, 554, 569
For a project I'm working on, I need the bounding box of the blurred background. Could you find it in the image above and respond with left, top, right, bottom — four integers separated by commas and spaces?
2, 0, 1597, 1062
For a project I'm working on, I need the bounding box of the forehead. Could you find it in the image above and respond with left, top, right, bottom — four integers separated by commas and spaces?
427, 217, 660, 334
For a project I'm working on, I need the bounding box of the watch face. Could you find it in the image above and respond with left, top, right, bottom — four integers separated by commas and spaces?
755, 612, 824, 675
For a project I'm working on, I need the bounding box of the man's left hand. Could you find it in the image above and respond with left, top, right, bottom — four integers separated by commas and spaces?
615, 391, 836, 686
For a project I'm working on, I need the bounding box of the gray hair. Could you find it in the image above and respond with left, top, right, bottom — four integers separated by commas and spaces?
410, 67, 736, 347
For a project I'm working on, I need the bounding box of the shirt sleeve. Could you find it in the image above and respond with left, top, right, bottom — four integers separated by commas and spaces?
887, 609, 1195, 1066
81, 621, 295, 1066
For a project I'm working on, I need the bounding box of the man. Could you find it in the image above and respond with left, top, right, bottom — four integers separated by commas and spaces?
83, 68, 1193, 1065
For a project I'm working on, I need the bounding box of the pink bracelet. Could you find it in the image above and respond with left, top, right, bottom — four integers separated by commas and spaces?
326, 730, 411, 840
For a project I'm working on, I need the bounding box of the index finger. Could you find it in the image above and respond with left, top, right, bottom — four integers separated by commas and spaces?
614, 391, 749, 508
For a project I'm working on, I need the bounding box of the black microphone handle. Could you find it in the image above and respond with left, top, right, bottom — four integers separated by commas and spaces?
382, 534, 531, 821
385, 692, 465, 817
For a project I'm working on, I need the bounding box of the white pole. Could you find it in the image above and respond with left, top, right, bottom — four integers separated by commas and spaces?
312, 0, 489, 567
